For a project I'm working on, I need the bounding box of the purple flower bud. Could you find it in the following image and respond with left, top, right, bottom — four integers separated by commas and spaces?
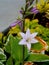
31, 7, 39, 14
32, 10, 39, 14
18, 21, 23, 30
20, 10, 23, 14
10, 20, 23, 30
10, 22, 17, 27
31, 7, 37, 12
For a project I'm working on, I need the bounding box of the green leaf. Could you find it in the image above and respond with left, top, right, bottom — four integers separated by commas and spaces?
27, 4, 33, 10
6, 57, 13, 65
24, 46, 29, 60
15, 61, 20, 65
26, 54, 49, 62
40, 0, 45, 5
5, 36, 11, 53
9, 35, 23, 61
5, 34, 29, 61
0, 52, 6, 62
0, 48, 4, 53
0, 62, 4, 65
31, 42, 43, 51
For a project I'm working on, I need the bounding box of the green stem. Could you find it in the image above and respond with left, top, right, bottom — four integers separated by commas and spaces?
32, 14, 36, 19
22, 0, 29, 64
22, 11, 25, 65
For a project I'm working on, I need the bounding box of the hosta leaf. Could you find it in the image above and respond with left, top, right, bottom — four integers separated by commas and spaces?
6, 57, 13, 65
0, 52, 6, 62
0, 48, 4, 53
24, 46, 29, 60
27, 4, 33, 10
40, 0, 45, 5
31, 42, 43, 51
36, 3, 42, 12
45, 3, 49, 11
25, 19, 30, 31
0, 62, 4, 65
8, 25, 21, 34
9, 35, 23, 61
5, 34, 29, 61
15, 61, 20, 65
26, 54, 49, 62
5, 36, 11, 53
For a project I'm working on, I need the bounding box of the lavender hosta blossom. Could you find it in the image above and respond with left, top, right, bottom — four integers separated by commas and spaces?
31, 7, 37, 11
10, 22, 17, 27
10, 20, 23, 30
20, 10, 23, 14
19, 29, 38, 51
32, 10, 39, 14
31, 7, 39, 14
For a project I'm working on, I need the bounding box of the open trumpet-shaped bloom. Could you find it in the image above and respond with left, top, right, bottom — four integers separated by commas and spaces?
19, 29, 38, 51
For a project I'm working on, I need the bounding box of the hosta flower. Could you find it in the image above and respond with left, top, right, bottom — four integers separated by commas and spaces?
19, 29, 38, 51
10, 22, 17, 27
31, 7, 39, 14
20, 10, 23, 14
10, 20, 23, 30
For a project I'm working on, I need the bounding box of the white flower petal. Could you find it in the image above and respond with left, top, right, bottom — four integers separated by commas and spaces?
19, 39, 27, 45
31, 38, 38, 43
26, 29, 30, 35
27, 43, 31, 51
20, 32, 25, 38
26, 29, 31, 39
31, 32, 38, 38
19, 29, 38, 51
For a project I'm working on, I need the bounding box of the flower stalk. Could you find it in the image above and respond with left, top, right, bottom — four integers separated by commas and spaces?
20, 1, 39, 64
22, 7, 25, 65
